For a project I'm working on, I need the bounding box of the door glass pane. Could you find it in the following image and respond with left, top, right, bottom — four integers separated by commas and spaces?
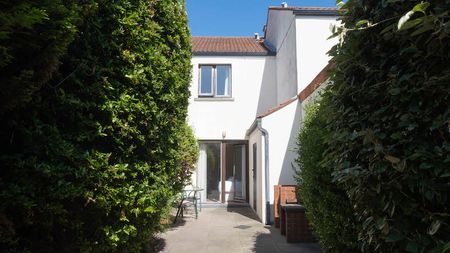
200, 66, 212, 95
234, 146, 242, 198
225, 144, 234, 201
196, 144, 207, 202
253, 143, 257, 209
204, 143, 221, 202
234, 145, 244, 199
216, 66, 230, 96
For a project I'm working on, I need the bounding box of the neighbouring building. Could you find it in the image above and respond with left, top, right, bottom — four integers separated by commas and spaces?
187, 5, 339, 224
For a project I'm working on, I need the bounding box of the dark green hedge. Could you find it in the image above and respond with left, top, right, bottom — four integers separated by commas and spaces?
323, 0, 449, 252
296, 98, 359, 253
0, 0, 81, 112
0, 0, 197, 252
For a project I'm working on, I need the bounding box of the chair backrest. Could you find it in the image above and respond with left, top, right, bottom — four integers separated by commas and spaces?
184, 185, 194, 191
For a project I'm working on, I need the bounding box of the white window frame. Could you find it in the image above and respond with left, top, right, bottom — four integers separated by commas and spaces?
198, 65, 214, 96
198, 64, 232, 98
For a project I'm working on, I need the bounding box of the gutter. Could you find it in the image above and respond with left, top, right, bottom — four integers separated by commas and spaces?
247, 118, 271, 225
193, 51, 276, 57
293, 9, 340, 16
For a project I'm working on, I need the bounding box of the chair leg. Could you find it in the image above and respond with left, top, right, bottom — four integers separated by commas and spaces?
198, 192, 202, 212
194, 198, 198, 219
173, 197, 185, 224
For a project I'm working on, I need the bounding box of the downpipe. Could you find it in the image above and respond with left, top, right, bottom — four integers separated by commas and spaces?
256, 119, 271, 225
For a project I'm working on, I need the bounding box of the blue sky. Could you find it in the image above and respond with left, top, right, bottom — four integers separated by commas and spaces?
186, 0, 337, 36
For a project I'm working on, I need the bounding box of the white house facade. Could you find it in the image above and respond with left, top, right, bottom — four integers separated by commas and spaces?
187, 5, 339, 224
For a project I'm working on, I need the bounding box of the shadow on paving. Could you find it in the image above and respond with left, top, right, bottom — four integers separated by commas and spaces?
167, 214, 187, 230
151, 211, 189, 252
227, 206, 321, 253
251, 226, 321, 253
157, 206, 321, 253
226, 205, 261, 223
149, 236, 166, 253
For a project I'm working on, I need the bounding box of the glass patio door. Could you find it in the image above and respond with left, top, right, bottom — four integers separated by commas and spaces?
233, 144, 246, 200
197, 142, 221, 202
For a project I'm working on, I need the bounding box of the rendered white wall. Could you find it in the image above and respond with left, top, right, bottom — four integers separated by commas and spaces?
248, 130, 263, 221
264, 10, 298, 104
295, 16, 338, 93
264, 10, 292, 50
188, 56, 276, 140
260, 99, 302, 211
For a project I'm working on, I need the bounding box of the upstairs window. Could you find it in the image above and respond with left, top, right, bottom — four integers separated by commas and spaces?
199, 65, 231, 97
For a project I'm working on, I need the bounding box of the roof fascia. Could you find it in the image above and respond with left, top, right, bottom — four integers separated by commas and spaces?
293, 9, 340, 16
193, 52, 276, 56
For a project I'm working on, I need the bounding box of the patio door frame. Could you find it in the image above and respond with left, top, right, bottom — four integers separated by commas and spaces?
232, 143, 247, 201
197, 140, 248, 204
197, 141, 222, 203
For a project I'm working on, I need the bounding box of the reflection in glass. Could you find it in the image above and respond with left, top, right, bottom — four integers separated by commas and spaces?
203, 143, 221, 202
200, 66, 212, 94
216, 66, 230, 96
234, 145, 245, 199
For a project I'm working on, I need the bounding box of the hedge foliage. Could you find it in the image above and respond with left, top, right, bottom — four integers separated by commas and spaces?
323, 0, 449, 252
0, 0, 197, 252
296, 98, 359, 253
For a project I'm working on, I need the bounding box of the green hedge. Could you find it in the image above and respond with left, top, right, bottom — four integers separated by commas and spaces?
296, 97, 359, 252
0, 0, 197, 252
0, 0, 82, 112
323, 0, 450, 252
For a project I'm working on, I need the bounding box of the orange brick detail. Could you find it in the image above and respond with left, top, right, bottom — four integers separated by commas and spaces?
298, 62, 335, 102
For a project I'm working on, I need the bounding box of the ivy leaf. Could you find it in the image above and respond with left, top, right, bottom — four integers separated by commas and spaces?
440, 172, 450, 178
411, 17, 434, 36
381, 23, 395, 34
443, 242, 450, 252
336, 0, 346, 8
406, 241, 419, 253
398, 11, 415, 30
385, 231, 403, 242
356, 19, 369, 28
385, 155, 401, 164
428, 220, 441, 235
398, 2, 429, 30
412, 2, 430, 14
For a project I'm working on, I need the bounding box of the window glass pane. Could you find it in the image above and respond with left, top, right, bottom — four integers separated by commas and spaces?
216, 66, 230, 96
200, 66, 212, 94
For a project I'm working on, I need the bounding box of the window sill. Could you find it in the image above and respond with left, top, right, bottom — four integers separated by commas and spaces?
194, 97, 234, 102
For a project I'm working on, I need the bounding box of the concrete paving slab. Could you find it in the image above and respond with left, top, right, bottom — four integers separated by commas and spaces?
158, 206, 321, 253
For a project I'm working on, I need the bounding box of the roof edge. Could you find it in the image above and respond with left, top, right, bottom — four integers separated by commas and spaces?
191, 36, 259, 38
256, 62, 335, 119
193, 51, 276, 56
257, 96, 298, 119
293, 9, 340, 16
267, 6, 340, 16
298, 62, 335, 102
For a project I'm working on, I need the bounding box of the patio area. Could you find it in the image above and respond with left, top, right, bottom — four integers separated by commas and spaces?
157, 206, 321, 253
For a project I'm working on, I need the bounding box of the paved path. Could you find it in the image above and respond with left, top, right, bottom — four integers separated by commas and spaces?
158, 206, 321, 253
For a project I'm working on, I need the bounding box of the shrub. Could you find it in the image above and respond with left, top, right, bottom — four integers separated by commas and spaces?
0, 0, 83, 112
174, 123, 200, 192
296, 96, 359, 252
325, 1, 450, 252
0, 0, 195, 252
